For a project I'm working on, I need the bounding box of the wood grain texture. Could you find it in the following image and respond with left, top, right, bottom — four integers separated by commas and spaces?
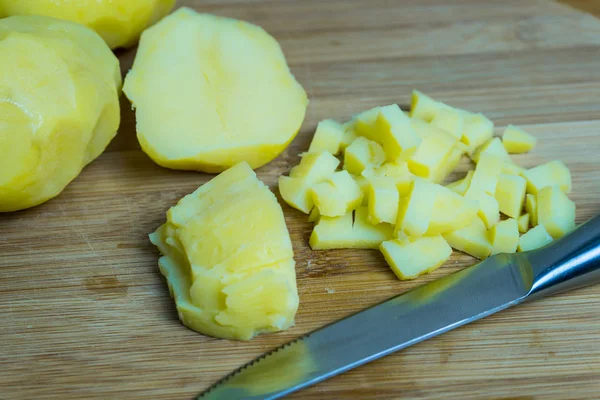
1, 1, 600, 399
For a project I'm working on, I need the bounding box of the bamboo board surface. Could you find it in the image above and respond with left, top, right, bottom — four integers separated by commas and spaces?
2, 1, 600, 399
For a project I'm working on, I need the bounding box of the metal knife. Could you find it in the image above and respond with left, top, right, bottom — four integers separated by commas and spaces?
199, 214, 600, 399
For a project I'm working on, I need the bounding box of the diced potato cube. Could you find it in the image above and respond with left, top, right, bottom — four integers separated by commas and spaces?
537, 185, 576, 239
443, 217, 492, 259
502, 125, 537, 154
467, 191, 500, 229
311, 170, 363, 217
518, 224, 553, 252
407, 130, 456, 181
352, 107, 380, 140
374, 104, 421, 161
471, 137, 511, 163
461, 112, 494, 154
518, 213, 530, 233
433, 146, 465, 184
279, 176, 313, 213
523, 160, 572, 194
308, 207, 320, 223
380, 236, 452, 280
410, 117, 434, 139
410, 90, 449, 122
495, 174, 527, 218
308, 119, 344, 155
364, 162, 413, 196
464, 153, 504, 197
427, 185, 479, 235
352, 174, 370, 206
368, 178, 399, 225
339, 122, 358, 152
309, 207, 393, 250
344, 137, 385, 175
502, 162, 525, 176
446, 170, 474, 196
490, 218, 519, 255
289, 151, 340, 180
430, 107, 464, 140
395, 179, 436, 237
526, 194, 538, 226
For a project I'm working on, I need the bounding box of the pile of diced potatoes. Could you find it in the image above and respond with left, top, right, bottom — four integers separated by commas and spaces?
279, 90, 576, 280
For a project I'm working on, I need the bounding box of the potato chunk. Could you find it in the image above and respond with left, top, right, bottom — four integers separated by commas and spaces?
308, 119, 344, 155
407, 129, 456, 181
526, 194, 538, 227
537, 185, 576, 238
374, 104, 421, 161
471, 137, 511, 163
443, 217, 492, 259
461, 112, 494, 154
495, 174, 527, 219
518, 224, 553, 252
395, 180, 437, 237
430, 107, 464, 140
344, 137, 386, 175
502, 125, 537, 154
380, 236, 452, 280
490, 219, 519, 255
518, 213, 530, 233
368, 178, 400, 225
123, 8, 308, 172
311, 171, 363, 217
522, 160, 572, 194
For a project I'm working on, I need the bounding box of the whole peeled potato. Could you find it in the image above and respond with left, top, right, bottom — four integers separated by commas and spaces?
0, 0, 175, 49
0, 16, 121, 212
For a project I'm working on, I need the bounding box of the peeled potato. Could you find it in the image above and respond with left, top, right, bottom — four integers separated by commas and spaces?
0, 16, 121, 212
123, 8, 308, 173
0, 0, 174, 49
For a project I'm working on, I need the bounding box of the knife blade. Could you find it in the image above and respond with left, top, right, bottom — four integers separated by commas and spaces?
199, 214, 600, 399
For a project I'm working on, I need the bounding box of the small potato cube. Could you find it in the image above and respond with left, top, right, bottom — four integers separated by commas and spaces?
490, 218, 519, 255
352, 107, 380, 140
352, 174, 370, 206
502, 125, 537, 154
410, 117, 434, 139
395, 179, 436, 237
311, 170, 363, 217
380, 236, 452, 280
471, 137, 511, 163
368, 178, 399, 225
339, 122, 358, 152
289, 151, 340, 180
461, 112, 494, 154
308, 207, 320, 223
427, 185, 479, 235
308, 119, 344, 155
430, 107, 464, 140
464, 153, 505, 197
309, 207, 393, 250
495, 174, 527, 219
407, 130, 456, 181
410, 90, 449, 122
522, 160, 572, 194
502, 162, 525, 176
526, 194, 538, 226
518, 213, 530, 233
537, 185, 576, 238
433, 146, 465, 184
518, 224, 553, 252
374, 104, 421, 161
344, 137, 385, 175
467, 191, 500, 229
366, 162, 413, 196
279, 176, 313, 213
443, 217, 492, 259
446, 170, 474, 196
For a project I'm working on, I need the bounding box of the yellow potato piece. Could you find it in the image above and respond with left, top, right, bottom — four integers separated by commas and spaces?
468, 191, 500, 229
410, 90, 451, 122
309, 207, 393, 250
340, 121, 359, 152
368, 178, 399, 225
374, 104, 421, 161
502, 125, 537, 154
443, 217, 492, 259
311, 171, 363, 217
352, 174, 371, 206
518, 224, 553, 252
525, 194, 538, 227
537, 185, 576, 239
427, 185, 479, 235
495, 174, 527, 219
501, 162, 525, 176
352, 107, 381, 140
471, 137, 511, 163
279, 152, 339, 214
490, 218, 519, 255
446, 170, 474, 196
395, 179, 437, 237
0, 16, 120, 212
461, 112, 494, 155
363, 162, 413, 196
308, 207, 321, 224
518, 213, 530, 233
464, 153, 504, 198
380, 236, 452, 280
433, 146, 465, 184
123, 8, 308, 172
308, 119, 344, 155
344, 137, 386, 175
522, 160, 572, 194
407, 129, 456, 181
430, 107, 464, 140
150, 162, 298, 341
0, 0, 174, 49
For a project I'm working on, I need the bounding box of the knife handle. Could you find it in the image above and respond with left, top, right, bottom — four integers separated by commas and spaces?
526, 213, 600, 299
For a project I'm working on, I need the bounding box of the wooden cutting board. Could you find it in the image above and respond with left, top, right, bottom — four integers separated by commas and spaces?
2, 1, 600, 399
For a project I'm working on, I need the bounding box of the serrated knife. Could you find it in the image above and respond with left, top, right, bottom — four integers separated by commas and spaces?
199, 214, 600, 399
